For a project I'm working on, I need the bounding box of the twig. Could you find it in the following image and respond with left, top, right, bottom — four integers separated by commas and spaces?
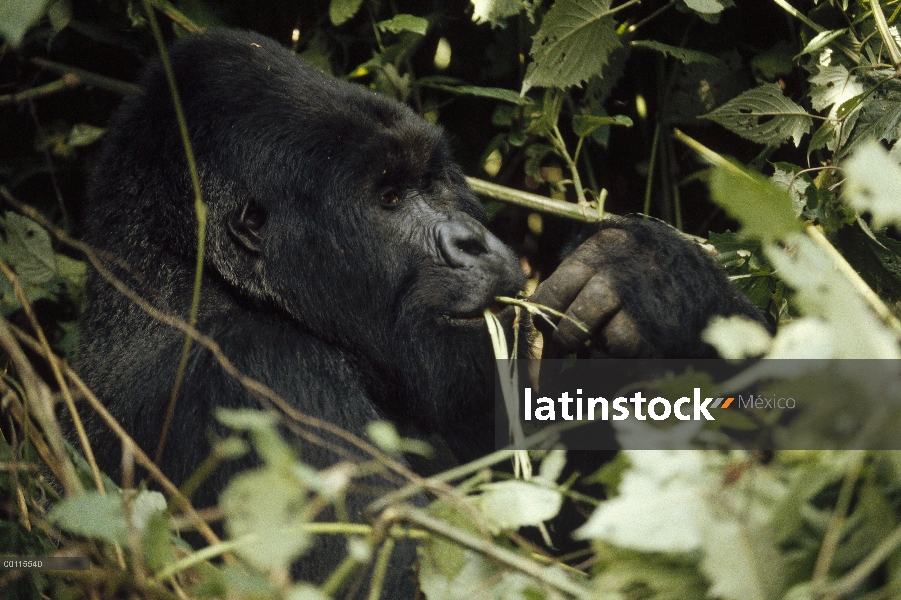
0, 76, 79, 104
465, 177, 603, 222
771, 0, 825, 33
29, 58, 141, 96
141, 0, 209, 467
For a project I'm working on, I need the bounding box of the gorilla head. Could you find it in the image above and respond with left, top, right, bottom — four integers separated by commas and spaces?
80, 29, 525, 461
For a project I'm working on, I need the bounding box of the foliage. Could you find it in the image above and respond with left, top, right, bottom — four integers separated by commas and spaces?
3, 1, 901, 600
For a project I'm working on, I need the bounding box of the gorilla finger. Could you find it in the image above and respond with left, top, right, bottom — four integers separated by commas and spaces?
566, 225, 636, 268
599, 311, 642, 358
530, 260, 594, 333
553, 275, 621, 352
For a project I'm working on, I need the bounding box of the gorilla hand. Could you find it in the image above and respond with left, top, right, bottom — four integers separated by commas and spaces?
530, 216, 767, 359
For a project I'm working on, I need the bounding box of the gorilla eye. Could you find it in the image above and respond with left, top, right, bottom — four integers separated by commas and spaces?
418, 178, 433, 191
380, 191, 401, 208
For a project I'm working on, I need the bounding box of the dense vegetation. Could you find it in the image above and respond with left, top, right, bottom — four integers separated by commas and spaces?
4, 0, 901, 598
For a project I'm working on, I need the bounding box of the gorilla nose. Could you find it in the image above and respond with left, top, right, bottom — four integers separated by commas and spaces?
437, 219, 490, 268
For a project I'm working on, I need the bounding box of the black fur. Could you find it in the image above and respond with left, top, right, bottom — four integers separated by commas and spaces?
76, 29, 764, 597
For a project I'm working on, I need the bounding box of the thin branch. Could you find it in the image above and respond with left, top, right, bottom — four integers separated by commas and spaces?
141, 0, 209, 467
29, 58, 141, 96
0, 76, 79, 104
771, 0, 825, 33
465, 177, 603, 222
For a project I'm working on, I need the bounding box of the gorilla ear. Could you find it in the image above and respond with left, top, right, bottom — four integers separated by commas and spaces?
227, 202, 266, 255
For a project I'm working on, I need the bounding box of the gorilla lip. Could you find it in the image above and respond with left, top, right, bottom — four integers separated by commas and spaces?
444, 300, 508, 324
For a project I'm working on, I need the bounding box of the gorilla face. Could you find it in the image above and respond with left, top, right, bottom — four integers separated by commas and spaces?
85, 30, 524, 432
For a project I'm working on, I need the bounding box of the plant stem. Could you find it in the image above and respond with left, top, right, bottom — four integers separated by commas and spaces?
551, 125, 587, 205
771, 0, 825, 33
871, 0, 901, 69
466, 177, 603, 222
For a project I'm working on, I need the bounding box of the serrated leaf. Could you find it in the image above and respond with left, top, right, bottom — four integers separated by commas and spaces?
571, 113, 632, 136
377, 14, 428, 35
521, 0, 622, 94
631, 40, 720, 64
575, 451, 712, 551
809, 65, 863, 113
843, 141, 901, 228
0, 0, 50, 47
838, 89, 901, 159
771, 162, 811, 216
702, 83, 812, 147
683, 0, 725, 14
708, 162, 802, 241
5, 212, 57, 285
328, 0, 364, 26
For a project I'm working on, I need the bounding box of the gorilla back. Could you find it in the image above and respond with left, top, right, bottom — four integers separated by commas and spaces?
77, 29, 524, 591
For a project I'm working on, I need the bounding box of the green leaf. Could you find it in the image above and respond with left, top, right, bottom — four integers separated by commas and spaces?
683, 0, 726, 14
631, 40, 720, 64
843, 141, 901, 228
521, 0, 622, 94
571, 113, 632, 137
367, 421, 401, 454
702, 83, 812, 147
838, 89, 901, 159
708, 162, 802, 241
702, 315, 772, 360
794, 29, 848, 60
221, 467, 312, 571
49, 490, 165, 545
216, 408, 295, 468
809, 65, 863, 113
67, 124, 105, 147
328, 0, 364, 26
476, 480, 563, 531
5, 212, 57, 285
377, 14, 428, 35
575, 451, 713, 551
771, 162, 812, 217
470, 0, 527, 26
50, 492, 127, 544
47, 0, 71, 34
764, 236, 901, 358
0, 0, 50, 47
417, 77, 526, 104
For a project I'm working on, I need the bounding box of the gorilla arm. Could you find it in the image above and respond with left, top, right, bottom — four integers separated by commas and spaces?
530, 216, 768, 359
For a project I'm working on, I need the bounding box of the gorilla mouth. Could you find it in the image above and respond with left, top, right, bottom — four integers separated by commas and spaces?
444, 300, 508, 325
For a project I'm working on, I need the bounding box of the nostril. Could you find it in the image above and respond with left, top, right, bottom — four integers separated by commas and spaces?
455, 237, 487, 257
438, 219, 491, 268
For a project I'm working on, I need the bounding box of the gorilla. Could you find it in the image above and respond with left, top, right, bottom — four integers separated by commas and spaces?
76, 29, 763, 596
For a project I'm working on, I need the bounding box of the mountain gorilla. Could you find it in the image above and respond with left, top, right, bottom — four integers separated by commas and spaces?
76, 29, 762, 596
